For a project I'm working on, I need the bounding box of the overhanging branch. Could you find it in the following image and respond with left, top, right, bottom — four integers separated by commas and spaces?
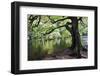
78, 17, 87, 26
47, 16, 69, 24
44, 22, 71, 35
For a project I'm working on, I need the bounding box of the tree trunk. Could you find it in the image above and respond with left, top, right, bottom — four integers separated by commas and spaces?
70, 31, 76, 49
70, 17, 81, 58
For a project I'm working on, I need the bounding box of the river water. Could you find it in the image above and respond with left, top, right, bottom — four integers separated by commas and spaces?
81, 35, 88, 49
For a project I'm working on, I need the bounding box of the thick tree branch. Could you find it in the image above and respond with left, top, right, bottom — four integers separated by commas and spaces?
54, 17, 69, 23
78, 17, 87, 26
44, 22, 71, 35
65, 22, 72, 33
48, 16, 69, 24
78, 17, 82, 21
44, 26, 65, 35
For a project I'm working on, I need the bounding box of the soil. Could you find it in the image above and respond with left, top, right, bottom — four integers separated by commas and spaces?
43, 49, 87, 60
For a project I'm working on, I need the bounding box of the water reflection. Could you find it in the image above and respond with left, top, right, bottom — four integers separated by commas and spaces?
81, 35, 88, 49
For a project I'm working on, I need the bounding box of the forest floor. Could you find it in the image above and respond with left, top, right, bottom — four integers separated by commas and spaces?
43, 49, 87, 60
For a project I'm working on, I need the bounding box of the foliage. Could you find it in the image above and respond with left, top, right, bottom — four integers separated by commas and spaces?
28, 15, 88, 60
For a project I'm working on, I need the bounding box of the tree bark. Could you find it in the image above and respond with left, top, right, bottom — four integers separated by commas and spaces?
70, 31, 76, 49
70, 17, 81, 58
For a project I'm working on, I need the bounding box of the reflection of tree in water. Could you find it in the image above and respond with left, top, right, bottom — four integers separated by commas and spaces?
28, 15, 88, 60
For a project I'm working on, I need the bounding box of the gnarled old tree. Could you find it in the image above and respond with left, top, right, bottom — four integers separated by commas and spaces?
28, 15, 87, 58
